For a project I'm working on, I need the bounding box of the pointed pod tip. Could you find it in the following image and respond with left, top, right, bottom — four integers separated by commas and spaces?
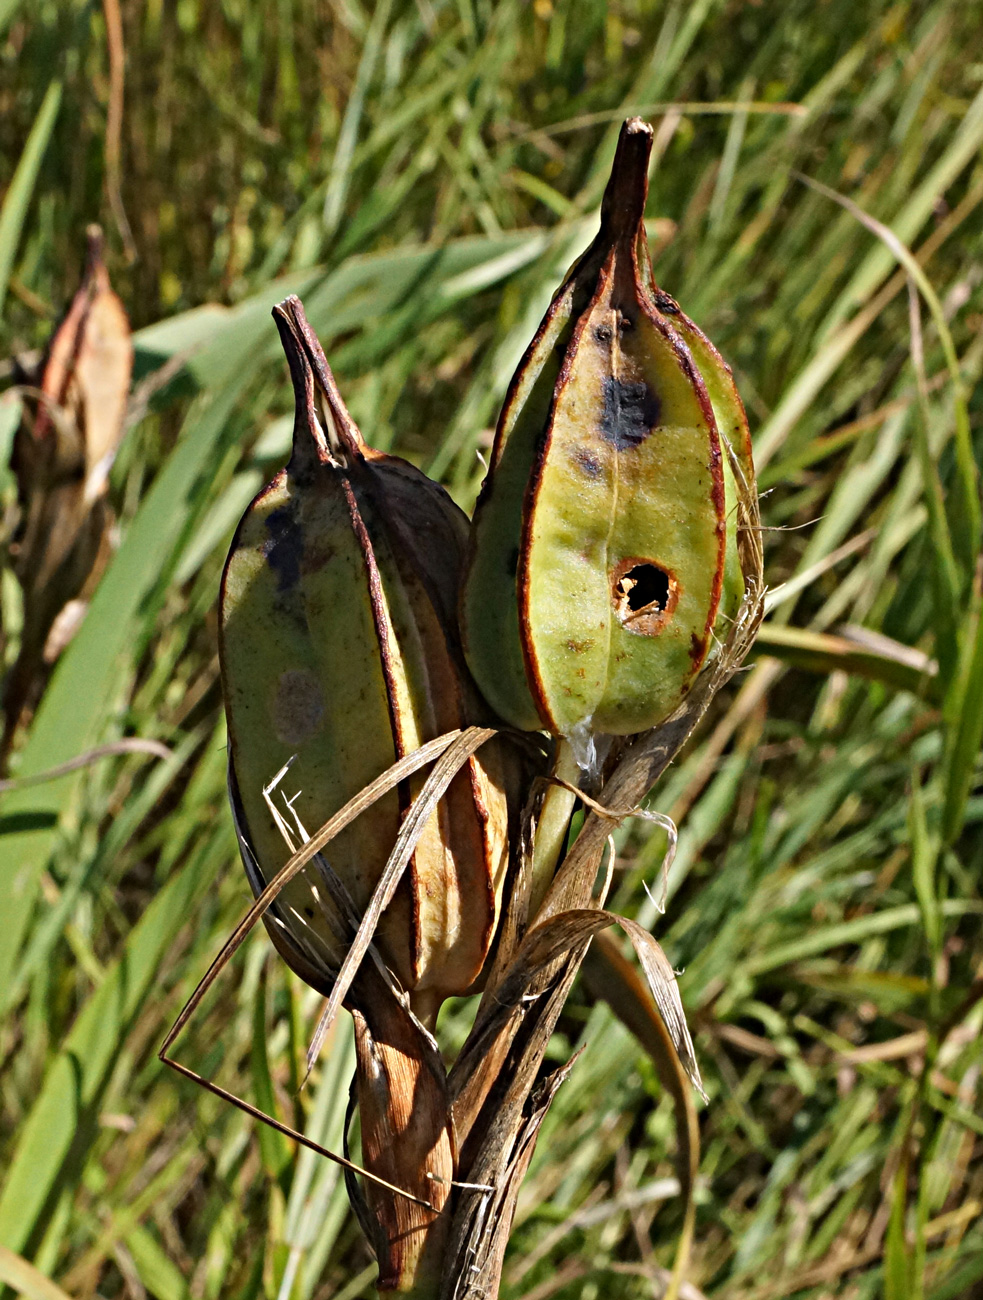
275, 294, 306, 336
271, 300, 302, 360
83, 224, 107, 286
622, 115, 654, 138
273, 296, 313, 358
272, 301, 329, 477
600, 117, 653, 244
275, 294, 367, 463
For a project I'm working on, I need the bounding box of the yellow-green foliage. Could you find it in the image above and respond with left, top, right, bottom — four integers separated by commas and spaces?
1, 3, 982, 1298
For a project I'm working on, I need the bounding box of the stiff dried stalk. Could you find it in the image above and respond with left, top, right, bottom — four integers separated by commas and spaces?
160, 439, 762, 1295
162, 115, 765, 1294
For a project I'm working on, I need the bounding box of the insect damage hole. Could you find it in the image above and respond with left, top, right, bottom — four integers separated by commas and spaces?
611, 559, 679, 635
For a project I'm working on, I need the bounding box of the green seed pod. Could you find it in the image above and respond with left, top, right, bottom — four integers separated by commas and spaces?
220, 297, 511, 1026
460, 117, 755, 740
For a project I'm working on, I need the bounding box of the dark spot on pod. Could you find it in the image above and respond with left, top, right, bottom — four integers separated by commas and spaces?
689, 631, 706, 665
654, 291, 679, 315
594, 323, 613, 343
263, 503, 304, 592
301, 538, 335, 576
272, 669, 325, 744
565, 637, 596, 654
506, 546, 520, 577
617, 312, 635, 333
574, 448, 603, 478
600, 377, 661, 449
304, 906, 314, 918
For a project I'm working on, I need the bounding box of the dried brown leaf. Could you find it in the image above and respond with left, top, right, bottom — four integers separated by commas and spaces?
354, 1005, 455, 1290
583, 931, 701, 1300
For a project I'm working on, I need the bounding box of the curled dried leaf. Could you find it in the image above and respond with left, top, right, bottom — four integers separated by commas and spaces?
470, 904, 703, 1096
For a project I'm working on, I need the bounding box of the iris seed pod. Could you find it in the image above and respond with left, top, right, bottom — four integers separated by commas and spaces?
461, 117, 756, 739
220, 297, 510, 1026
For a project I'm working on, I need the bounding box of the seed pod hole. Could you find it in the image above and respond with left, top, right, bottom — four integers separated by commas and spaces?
611, 559, 678, 635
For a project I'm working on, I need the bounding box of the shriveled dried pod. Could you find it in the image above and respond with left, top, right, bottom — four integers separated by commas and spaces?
3, 226, 132, 754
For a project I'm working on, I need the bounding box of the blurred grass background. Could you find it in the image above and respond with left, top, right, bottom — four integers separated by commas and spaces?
1, 1, 982, 1298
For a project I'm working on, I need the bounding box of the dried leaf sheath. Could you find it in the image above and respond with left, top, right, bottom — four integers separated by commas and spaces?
353, 1008, 455, 1291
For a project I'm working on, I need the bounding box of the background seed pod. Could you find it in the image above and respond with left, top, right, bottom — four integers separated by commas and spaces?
3, 227, 132, 758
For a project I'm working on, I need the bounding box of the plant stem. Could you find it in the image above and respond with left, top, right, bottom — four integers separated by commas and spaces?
526, 737, 580, 923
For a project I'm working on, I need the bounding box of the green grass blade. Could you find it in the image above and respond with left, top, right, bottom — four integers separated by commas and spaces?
322, 0, 393, 238
927, 1250, 983, 1300
0, 827, 227, 1254
743, 901, 981, 976
800, 173, 979, 593
0, 1246, 73, 1300
822, 82, 983, 335
908, 768, 940, 961
752, 624, 940, 702
283, 1018, 356, 1300
0, 81, 61, 317
941, 595, 983, 844
885, 1157, 912, 1300
124, 1227, 190, 1300
251, 968, 293, 1184
0, 389, 20, 501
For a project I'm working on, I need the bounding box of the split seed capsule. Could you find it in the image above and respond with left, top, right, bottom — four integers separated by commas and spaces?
220, 298, 511, 1026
